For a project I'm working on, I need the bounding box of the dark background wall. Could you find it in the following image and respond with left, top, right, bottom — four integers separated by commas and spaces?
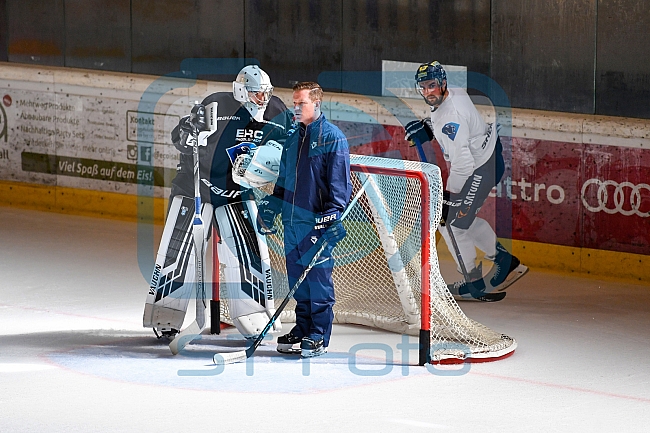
1, 0, 649, 118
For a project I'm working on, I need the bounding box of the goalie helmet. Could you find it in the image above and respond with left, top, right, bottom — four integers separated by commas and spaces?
414, 61, 447, 106
233, 65, 274, 119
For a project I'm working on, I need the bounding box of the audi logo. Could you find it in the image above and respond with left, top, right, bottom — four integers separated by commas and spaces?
581, 179, 650, 217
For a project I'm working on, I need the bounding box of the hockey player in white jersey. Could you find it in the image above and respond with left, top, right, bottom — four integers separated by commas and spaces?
143, 65, 293, 338
405, 61, 528, 299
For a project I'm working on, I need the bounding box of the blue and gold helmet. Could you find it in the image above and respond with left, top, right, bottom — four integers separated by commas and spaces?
415, 61, 447, 86
414, 61, 447, 106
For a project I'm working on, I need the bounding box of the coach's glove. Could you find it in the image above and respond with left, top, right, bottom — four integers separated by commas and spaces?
404, 119, 434, 147
315, 210, 346, 247
441, 191, 462, 224
322, 220, 346, 248
257, 196, 282, 235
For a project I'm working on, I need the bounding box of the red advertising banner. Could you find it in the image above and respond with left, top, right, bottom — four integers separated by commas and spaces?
338, 120, 650, 256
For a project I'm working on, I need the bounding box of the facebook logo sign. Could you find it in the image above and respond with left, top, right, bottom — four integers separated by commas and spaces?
140, 146, 152, 163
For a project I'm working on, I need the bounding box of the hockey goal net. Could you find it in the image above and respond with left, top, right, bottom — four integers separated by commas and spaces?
213, 154, 516, 364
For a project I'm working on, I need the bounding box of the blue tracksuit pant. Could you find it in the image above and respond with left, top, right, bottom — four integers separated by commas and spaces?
283, 222, 336, 347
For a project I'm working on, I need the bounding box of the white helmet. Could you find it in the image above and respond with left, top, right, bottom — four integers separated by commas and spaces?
233, 65, 274, 118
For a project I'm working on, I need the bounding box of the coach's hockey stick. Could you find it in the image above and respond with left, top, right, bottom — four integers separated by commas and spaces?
411, 139, 505, 302
169, 102, 208, 355
212, 176, 371, 365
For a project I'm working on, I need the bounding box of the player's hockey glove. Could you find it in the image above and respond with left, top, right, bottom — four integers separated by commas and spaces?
441, 191, 463, 224
315, 210, 346, 248
404, 119, 434, 147
257, 196, 282, 235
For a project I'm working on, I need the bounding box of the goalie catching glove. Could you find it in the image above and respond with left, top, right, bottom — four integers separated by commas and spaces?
404, 118, 434, 147
232, 140, 283, 188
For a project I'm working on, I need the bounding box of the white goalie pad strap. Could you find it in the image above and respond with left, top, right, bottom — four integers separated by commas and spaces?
143, 195, 212, 331
232, 140, 282, 188
215, 200, 281, 336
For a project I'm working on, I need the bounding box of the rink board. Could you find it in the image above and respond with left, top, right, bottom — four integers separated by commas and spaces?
0, 62, 649, 282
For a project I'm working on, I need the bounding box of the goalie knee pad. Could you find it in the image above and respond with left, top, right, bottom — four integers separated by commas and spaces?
215, 201, 281, 337
143, 195, 212, 333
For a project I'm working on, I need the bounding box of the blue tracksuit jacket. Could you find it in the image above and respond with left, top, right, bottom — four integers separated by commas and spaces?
272, 113, 351, 346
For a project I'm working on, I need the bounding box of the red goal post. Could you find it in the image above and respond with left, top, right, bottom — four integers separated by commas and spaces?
348, 160, 434, 365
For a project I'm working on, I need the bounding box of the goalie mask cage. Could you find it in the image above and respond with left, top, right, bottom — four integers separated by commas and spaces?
212, 154, 516, 364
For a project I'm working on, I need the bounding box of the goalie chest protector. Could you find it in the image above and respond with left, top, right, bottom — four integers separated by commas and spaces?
172, 93, 291, 207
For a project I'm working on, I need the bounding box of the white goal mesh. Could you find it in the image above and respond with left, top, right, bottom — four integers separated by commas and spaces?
214, 154, 516, 363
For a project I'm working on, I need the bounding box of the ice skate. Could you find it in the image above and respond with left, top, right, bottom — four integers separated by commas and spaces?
485, 243, 529, 292
276, 332, 302, 354
153, 327, 179, 339
300, 337, 327, 358
447, 263, 507, 302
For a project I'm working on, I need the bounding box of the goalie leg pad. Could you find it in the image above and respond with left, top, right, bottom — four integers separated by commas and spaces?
143, 195, 212, 332
215, 200, 280, 338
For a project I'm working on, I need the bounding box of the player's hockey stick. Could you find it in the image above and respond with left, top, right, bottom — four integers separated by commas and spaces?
169, 102, 208, 355
444, 220, 505, 302
411, 139, 504, 302
212, 176, 371, 365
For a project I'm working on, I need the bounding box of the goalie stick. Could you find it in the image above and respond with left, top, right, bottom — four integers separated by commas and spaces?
411, 139, 505, 302
169, 102, 208, 355
212, 176, 371, 365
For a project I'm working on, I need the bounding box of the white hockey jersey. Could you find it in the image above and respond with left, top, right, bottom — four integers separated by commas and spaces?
429, 87, 498, 193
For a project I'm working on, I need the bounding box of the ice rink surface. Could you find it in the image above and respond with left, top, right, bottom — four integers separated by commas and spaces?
1, 206, 649, 432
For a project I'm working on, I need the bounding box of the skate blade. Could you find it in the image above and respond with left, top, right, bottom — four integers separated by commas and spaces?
490, 264, 529, 292
454, 292, 506, 302
301, 348, 328, 358
277, 344, 301, 355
